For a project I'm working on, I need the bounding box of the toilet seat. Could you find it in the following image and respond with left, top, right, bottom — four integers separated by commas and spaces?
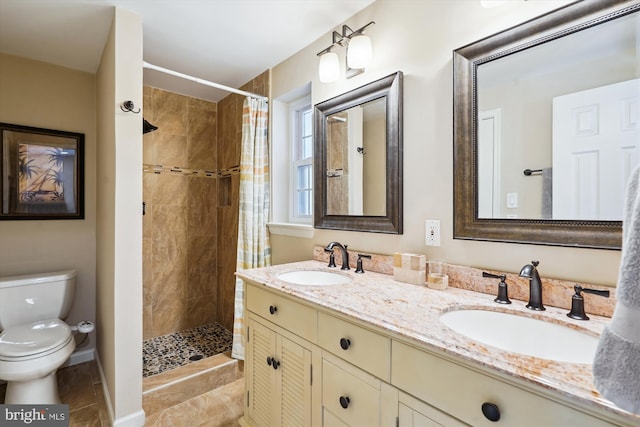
0, 319, 73, 361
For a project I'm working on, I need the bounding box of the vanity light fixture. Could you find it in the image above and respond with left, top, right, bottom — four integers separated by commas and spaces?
317, 21, 375, 83
318, 50, 340, 83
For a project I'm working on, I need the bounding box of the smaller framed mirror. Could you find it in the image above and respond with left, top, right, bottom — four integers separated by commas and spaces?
314, 71, 403, 233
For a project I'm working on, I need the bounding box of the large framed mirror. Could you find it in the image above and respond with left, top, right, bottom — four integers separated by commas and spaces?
314, 71, 403, 233
454, 0, 639, 249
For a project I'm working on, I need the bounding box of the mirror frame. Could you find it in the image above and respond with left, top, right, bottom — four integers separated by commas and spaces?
453, 0, 639, 250
314, 71, 403, 234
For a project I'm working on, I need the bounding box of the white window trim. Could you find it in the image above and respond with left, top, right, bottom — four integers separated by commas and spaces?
267, 222, 314, 238
288, 95, 313, 224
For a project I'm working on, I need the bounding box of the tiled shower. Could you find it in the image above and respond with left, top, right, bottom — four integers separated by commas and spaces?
141, 71, 269, 375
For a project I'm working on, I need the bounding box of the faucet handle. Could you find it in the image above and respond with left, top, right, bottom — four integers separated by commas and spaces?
324, 248, 336, 268
482, 272, 512, 304
567, 285, 610, 321
355, 254, 372, 273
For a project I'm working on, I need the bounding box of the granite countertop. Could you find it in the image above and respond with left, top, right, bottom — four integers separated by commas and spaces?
237, 260, 640, 424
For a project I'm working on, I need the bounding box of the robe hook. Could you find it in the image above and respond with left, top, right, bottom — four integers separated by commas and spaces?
120, 100, 141, 114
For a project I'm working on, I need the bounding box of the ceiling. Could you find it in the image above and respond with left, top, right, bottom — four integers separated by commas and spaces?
0, 0, 376, 102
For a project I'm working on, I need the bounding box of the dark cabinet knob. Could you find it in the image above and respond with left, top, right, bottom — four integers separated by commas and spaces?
481, 402, 501, 422
339, 396, 350, 409
339, 338, 351, 350
269, 305, 277, 315
266, 356, 280, 369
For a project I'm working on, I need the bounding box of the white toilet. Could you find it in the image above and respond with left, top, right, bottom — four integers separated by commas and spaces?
0, 270, 76, 404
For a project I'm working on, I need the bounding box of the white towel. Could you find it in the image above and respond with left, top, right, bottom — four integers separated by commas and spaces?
593, 165, 640, 414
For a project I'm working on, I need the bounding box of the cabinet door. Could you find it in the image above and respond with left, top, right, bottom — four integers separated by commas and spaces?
247, 315, 313, 427
247, 318, 278, 426
278, 334, 312, 427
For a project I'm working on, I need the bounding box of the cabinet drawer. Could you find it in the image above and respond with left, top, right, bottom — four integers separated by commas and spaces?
323, 408, 350, 427
392, 341, 614, 427
399, 391, 468, 427
318, 312, 390, 380
322, 357, 381, 427
246, 283, 317, 341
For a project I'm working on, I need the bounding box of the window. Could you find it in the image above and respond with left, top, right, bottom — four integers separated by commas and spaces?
290, 96, 313, 223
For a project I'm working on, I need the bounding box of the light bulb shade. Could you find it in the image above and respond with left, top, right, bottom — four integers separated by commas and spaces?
319, 51, 340, 83
347, 35, 372, 69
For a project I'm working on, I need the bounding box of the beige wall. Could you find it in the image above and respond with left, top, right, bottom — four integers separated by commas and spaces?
142, 86, 218, 339
96, 7, 144, 425
270, 0, 621, 286
0, 53, 97, 351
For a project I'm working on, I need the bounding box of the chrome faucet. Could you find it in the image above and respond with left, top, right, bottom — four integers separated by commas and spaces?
325, 242, 350, 270
519, 260, 545, 311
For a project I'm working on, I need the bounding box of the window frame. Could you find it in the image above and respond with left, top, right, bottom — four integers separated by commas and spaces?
288, 95, 313, 224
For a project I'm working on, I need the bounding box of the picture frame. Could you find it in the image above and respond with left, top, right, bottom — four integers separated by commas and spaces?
1, 122, 84, 220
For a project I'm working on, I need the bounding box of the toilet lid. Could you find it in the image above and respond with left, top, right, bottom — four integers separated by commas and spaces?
0, 319, 72, 358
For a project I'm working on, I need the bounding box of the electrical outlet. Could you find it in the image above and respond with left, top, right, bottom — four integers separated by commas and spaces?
425, 220, 441, 246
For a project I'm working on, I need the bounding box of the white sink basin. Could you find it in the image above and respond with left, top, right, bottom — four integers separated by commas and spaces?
277, 270, 351, 286
439, 309, 598, 364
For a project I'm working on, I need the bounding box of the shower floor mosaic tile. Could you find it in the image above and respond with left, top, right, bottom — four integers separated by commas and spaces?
143, 322, 233, 377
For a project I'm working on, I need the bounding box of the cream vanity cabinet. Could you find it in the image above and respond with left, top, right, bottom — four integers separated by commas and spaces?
243, 281, 622, 427
244, 283, 319, 427
392, 341, 618, 427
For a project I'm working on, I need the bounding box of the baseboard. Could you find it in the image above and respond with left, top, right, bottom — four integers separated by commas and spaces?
95, 353, 146, 427
113, 410, 146, 427
62, 348, 95, 368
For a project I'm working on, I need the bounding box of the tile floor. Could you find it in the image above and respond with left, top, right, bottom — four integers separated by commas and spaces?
0, 359, 244, 426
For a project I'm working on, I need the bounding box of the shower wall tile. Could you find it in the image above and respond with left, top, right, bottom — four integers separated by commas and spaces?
143, 237, 153, 306
143, 70, 267, 338
187, 176, 217, 241
148, 173, 188, 206
151, 268, 187, 336
144, 85, 219, 339
155, 134, 188, 168
152, 205, 188, 275
216, 235, 238, 332
187, 105, 217, 170
143, 132, 156, 164
187, 269, 217, 303
186, 296, 216, 330
187, 237, 217, 275
143, 304, 153, 341
142, 200, 153, 240
143, 85, 153, 99
187, 202, 217, 239
217, 99, 240, 170
153, 89, 187, 136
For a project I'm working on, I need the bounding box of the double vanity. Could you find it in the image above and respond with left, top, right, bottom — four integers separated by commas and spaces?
237, 259, 640, 427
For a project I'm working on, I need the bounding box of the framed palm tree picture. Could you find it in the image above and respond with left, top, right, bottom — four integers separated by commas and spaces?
1, 123, 84, 220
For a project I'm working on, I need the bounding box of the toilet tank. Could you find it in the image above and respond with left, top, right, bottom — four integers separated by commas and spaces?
0, 270, 76, 331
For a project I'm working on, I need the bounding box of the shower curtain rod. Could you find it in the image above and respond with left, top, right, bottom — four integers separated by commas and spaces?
143, 61, 269, 101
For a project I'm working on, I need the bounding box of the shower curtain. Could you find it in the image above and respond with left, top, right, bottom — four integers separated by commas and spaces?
232, 96, 271, 360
